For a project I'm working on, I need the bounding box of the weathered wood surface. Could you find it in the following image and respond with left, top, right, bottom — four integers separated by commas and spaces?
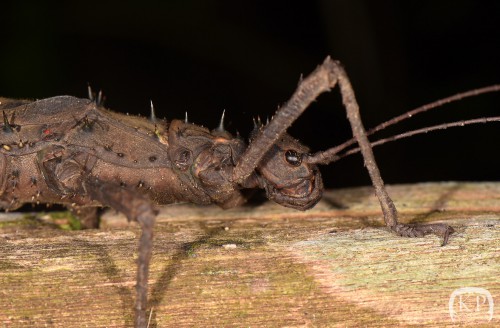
0, 182, 498, 327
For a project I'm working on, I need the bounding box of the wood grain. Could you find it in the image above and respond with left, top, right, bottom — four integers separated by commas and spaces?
0, 182, 498, 327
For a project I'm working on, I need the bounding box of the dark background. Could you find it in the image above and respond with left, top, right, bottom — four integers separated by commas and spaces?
1, 0, 499, 189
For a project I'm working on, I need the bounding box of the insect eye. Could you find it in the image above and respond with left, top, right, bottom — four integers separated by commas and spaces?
284, 150, 302, 166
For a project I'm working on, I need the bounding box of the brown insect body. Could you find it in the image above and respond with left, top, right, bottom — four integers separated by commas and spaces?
2, 57, 496, 327
0, 95, 322, 214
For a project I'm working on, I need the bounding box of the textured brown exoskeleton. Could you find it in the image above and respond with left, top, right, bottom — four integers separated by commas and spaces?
1, 57, 499, 327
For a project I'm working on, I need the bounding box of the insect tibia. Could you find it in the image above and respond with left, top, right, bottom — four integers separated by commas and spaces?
233, 57, 342, 185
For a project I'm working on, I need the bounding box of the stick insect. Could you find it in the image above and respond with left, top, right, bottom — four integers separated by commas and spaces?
0, 57, 498, 327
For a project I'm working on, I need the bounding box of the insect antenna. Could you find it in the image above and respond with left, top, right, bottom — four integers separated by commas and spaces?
306, 84, 500, 165
368, 85, 500, 136
310, 116, 500, 164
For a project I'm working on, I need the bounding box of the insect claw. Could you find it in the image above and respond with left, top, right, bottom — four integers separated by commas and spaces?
185, 112, 189, 123
217, 109, 226, 132
150, 100, 157, 122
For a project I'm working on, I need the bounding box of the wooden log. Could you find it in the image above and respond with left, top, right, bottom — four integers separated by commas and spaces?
0, 182, 498, 327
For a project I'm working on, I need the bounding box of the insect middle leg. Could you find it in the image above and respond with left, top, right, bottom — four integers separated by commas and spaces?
39, 147, 156, 327
82, 178, 157, 327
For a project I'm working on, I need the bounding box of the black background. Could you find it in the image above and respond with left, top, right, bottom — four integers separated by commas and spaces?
1, 0, 499, 189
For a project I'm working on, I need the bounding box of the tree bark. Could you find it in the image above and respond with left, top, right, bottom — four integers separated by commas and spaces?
0, 182, 498, 327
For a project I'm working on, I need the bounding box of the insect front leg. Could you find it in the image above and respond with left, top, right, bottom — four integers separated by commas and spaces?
332, 61, 454, 245
233, 57, 454, 245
